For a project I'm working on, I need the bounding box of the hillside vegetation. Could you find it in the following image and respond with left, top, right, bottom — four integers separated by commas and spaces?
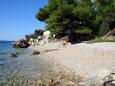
26, 0, 115, 43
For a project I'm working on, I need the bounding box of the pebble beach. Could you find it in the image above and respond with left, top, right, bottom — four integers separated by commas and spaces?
29, 42, 115, 85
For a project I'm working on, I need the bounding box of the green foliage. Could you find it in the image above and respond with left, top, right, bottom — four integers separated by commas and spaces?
25, 29, 44, 41
99, 21, 109, 36
76, 27, 92, 34
35, 7, 50, 21
45, 1, 77, 36
96, 0, 115, 36
35, 0, 115, 43
73, 5, 92, 17
96, 0, 115, 22
25, 34, 36, 42
87, 36, 115, 44
34, 29, 44, 38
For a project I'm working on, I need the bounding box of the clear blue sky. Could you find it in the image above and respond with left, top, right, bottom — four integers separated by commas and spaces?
0, 0, 48, 41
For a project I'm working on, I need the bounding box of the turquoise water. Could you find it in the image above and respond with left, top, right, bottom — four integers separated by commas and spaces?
0, 42, 14, 66
0, 42, 79, 85
0, 42, 56, 86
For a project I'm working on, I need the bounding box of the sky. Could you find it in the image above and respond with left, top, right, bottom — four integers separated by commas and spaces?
0, 0, 48, 41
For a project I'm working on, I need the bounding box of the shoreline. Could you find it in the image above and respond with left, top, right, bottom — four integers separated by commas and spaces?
29, 42, 115, 85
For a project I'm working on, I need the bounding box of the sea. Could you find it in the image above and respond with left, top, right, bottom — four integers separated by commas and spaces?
0, 41, 57, 86
0, 41, 15, 66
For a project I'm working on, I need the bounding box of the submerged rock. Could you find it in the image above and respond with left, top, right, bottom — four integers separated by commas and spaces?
13, 39, 30, 48
10, 52, 20, 58
10, 53, 18, 58
32, 51, 40, 55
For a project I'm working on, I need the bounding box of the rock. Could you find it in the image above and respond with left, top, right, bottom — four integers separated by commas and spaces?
107, 28, 115, 36
32, 51, 40, 55
81, 69, 113, 86
10, 52, 20, 58
100, 36, 115, 41
10, 53, 18, 58
103, 73, 115, 86
36, 80, 43, 86
48, 79, 54, 86
65, 81, 75, 85
103, 83, 115, 86
13, 39, 30, 48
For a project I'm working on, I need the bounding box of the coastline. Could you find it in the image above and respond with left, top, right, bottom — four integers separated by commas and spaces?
29, 42, 115, 85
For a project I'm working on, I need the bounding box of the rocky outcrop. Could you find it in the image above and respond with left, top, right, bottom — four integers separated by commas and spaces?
32, 51, 40, 55
13, 39, 30, 48
107, 28, 115, 36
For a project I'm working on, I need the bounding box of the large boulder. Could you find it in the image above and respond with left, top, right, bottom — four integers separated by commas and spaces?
13, 39, 30, 48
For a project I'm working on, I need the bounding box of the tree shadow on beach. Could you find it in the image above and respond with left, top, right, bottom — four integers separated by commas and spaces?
44, 49, 59, 52
40, 49, 59, 54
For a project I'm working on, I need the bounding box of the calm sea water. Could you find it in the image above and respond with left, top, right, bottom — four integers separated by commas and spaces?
0, 42, 57, 85
0, 42, 14, 66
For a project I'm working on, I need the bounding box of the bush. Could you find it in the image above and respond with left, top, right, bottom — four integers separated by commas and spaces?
98, 21, 109, 36
87, 36, 115, 43
76, 27, 92, 34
